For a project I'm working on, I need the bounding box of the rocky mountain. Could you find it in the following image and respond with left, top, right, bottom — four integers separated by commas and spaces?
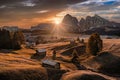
79, 14, 110, 31
62, 14, 80, 33
79, 14, 120, 35
61, 14, 120, 35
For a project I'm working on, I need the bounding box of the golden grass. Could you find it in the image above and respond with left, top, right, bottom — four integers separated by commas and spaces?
0, 48, 40, 70
0, 67, 48, 80
0, 39, 120, 80
61, 70, 116, 80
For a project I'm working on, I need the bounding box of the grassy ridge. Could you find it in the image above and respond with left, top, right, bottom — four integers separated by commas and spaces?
0, 68, 47, 80
0, 67, 66, 80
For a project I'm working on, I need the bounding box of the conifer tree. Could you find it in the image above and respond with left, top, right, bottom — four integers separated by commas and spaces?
0, 29, 12, 49
13, 32, 21, 49
86, 33, 103, 56
0, 29, 25, 50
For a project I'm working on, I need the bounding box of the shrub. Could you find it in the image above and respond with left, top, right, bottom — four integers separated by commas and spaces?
0, 29, 12, 49
76, 37, 80, 42
86, 33, 103, 56
81, 39, 84, 43
71, 49, 79, 64
0, 29, 25, 50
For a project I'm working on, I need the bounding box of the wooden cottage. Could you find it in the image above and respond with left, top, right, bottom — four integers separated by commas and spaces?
42, 59, 60, 69
35, 49, 46, 58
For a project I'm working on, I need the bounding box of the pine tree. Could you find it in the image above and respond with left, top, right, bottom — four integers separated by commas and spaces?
76, 37, 80, 42
12, 31, 25, 49
13, 31, 25, 44
0, 29, 25, 50
86, 33, 103, 56
0, 29, 12, 49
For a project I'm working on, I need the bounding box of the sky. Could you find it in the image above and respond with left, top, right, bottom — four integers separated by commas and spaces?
0, 0, 120, 28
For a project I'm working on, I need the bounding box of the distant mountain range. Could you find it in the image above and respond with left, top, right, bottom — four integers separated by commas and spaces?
62, 14, 120, 35
62, 14, 79, 32
30, 14, 120, 36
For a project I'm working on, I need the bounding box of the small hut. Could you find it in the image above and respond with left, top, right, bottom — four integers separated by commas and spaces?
31, 49, 46, 60
36, 49, 46, 54
42, 59, 60, 69
35, 49, 46, 58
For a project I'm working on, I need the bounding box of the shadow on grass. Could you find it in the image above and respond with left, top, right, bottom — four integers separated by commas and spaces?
0, 49, 18, 54
83, 52, 120, 77
98, 52, 120, 77
62, 72, 107, 80
0, 68, 47, 80
56, 56, 86, 70
45, 68, 67, 80
60, 45, 86, 56
56, 57, 71, 63
31, 53, 46, 60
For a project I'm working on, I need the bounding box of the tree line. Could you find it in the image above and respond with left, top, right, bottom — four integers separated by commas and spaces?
0, 29, 25, 50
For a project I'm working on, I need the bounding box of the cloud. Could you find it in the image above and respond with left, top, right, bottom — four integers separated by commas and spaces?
21, 0, 36, 7
0, 0, 86, 9
0, 0, 86, 27
57, 0, 120, 22
1, 0, 120, 28
35, 10, 49, 13
0, 5, 6, 8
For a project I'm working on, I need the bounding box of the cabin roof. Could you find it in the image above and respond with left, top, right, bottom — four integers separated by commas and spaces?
42, 59, 58, 66
36, 49, 46, 53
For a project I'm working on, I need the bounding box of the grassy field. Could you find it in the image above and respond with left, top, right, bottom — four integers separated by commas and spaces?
0, 39, 120, 80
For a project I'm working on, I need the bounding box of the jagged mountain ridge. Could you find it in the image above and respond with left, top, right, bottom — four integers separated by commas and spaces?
62, 14, 120, 33
31, 14, 120, 35
79, 14, 110, 31
62, 14, 80, 32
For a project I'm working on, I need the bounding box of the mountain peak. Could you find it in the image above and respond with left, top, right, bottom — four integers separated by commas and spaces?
79, 14, 111, 31
93, 14, 102, 18
62, 14, 79, 32
94, 14, 99, 17
61, 14, 120, 33
62, 14, 77, 23
64, 14, 72, 18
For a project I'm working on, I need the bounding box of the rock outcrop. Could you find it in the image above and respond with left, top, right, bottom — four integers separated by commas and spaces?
62, 14, 80, 33
79, 14, 110, 31
62, 14, 120, 35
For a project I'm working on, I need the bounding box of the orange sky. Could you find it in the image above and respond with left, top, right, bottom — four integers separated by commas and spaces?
0, 9, 63, 28
0, 0, 120, 28
0, 0, 85, 28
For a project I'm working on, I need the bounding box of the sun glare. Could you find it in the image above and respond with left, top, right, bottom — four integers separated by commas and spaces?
55, 20, 60, 25
53, 17, 61, 25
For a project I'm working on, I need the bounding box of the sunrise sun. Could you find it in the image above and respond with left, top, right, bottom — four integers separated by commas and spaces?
52, 17, 61, 25
55, 20, 60, 25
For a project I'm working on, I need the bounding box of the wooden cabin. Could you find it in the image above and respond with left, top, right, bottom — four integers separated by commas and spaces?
35, 49, 46, 58
42, 59, 60, 69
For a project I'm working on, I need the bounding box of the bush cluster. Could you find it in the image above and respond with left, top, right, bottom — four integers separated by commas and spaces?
86, 33, 103, 56
0, 29, 25, 50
